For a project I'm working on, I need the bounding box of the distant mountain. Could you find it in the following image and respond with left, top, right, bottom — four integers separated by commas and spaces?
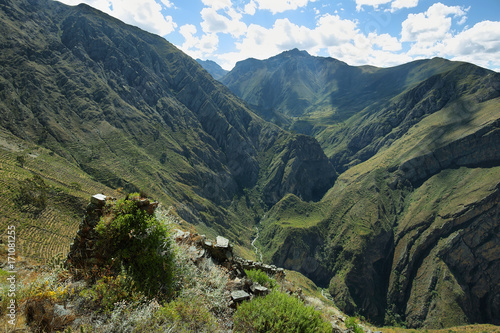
223, 49, 500, 327
196, 58, 228, 80
0, 0, 334, 256
222, 49, 469, 172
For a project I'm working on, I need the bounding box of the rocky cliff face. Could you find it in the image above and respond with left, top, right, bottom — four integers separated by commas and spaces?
390, 183, 500, 327
262, 134, 337, 205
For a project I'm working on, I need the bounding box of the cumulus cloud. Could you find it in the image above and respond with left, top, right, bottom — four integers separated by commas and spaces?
201, 6, 247, 37
356, 0, 419, 12
252, 0, 315, 14
401, 3, 467, 43
58, 0, 177, 36
442, 20, 500, 69
244, 1, 257, 15
214, 13, 405, 69
179, 24, 219, 59
201, 0, 231, 10
390, 0, 418, 12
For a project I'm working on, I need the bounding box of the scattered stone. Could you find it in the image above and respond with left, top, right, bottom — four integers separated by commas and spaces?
52, 304, 75, 330
90, 193, 107, 206
250, 283, 269, 296
231, 290, 250, 302
226, 278, 243, 291
215, 236, 229, 248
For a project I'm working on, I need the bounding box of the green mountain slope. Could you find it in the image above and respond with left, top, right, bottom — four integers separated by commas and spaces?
0, 0, 334, 258
221, 49, 461, 131
229, 51, 500, 327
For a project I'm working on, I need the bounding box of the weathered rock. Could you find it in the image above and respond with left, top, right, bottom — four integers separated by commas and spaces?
90, 193, 107, 206
25, 299, 75, 332
203, 235, 233, 262
216, 236, 229, 248
231, 290, 250, 302
250, 283, 269, 296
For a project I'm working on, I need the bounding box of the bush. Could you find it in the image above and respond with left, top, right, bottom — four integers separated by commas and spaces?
95, 196, 174, 298
80, 273, 143, 313
152, 297, 219, 333
233, 289, 331, 333
14, 174, 48, 214
345, 316, 364, 333
244, 269, 277, 289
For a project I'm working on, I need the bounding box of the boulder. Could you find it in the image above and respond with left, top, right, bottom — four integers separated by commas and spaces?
90, 194, 107, 206
216, 236, 230, 248
231, 290, 251, 302
250, 283, 269, 296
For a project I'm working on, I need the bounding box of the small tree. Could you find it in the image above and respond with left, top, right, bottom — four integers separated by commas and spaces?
16, 155, 25, 168
95, 196, 174, 298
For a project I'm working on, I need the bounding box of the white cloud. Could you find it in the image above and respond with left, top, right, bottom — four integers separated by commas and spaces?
316, 14, 359, 46
213, 13, 405, 69
244, 0, 257, 15
200, 1, 247, 37
442, 20, 500, 70
369, 32, 401, 51
401, 3, 467, 43
201, 0, 231, 10
231, 14, 361, 62
252, 0, 315, 14
58, 0, 177, 36
390, 0, 418, 12
179, 24, 219, 59
356, 0, 419, 12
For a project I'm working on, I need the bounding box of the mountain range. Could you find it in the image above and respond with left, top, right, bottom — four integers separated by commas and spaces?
0, 0, 499, 329
217, 48, 500, 327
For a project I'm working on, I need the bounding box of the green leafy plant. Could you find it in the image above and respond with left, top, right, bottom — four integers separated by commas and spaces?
80, 273, 143, 313
153, 297, 218, 332
345, 316, 364, 333
244, 269, 277, 289
233, 289, 331, 333
95, 195, 175, 298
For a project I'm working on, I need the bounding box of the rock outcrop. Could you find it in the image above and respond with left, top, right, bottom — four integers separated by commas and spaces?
66, 194, 159, 274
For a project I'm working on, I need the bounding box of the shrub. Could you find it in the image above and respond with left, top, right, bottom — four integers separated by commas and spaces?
244, 269, 277, 289
94, 196, 174, 298
14, 174, 48, 214
80, 273, 143, 313
233, 289, 331, 333
345, 316, 364, 333
152, 297, 219, 332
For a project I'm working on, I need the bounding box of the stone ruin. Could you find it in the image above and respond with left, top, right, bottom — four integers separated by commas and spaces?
65, 193, 159, 275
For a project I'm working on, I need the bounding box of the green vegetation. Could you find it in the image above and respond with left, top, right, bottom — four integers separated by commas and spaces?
345, 316, 364, 333
233, 289, 332, 333
95, 195, 175, 297
244, 269, 277, 289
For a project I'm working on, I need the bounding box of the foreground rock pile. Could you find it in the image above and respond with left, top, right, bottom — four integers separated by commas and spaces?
174, 229, 288, 306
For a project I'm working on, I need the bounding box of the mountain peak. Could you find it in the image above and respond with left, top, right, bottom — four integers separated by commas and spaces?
278, 48, 311, 58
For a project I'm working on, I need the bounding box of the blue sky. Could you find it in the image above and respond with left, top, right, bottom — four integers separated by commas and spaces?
57, 0, 500, 71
